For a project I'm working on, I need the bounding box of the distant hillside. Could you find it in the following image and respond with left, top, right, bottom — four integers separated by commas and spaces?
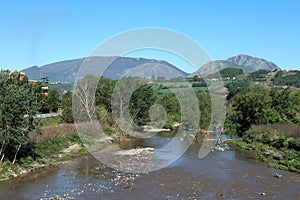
207, 68, 244, 79
227, 54, 280, 72
22, 56, 188, 83
190, 60, 242, 77
191, 54, 280, 76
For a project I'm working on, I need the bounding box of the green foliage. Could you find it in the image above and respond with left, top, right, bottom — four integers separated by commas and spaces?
270, 88, 300, 123
61, 91, 74, 123
34, 133, 81, 159
157, 93, 181, 128
72, 75, 212, 131
248, 69, 270, 80
41, 116, 61, 126
50, 83, 73, 91
107, 77, 157, 127
95, 76, 116, 111
196, 92, 211, 129
225, 79, 250, 91
274, 70, 284, 78
96, 105, 114, 126
233, 128, 300, 173
192, 82, 207, 87
39, 88, 61, 113
19, 157, 34, 168
34, 137, 63, 158
225, 87, 300, 136
103, 127, 116, 136
129, 84, 156, 126
208, 68, 244, 79
0, 70, 40, 163
272, 71, 300, 87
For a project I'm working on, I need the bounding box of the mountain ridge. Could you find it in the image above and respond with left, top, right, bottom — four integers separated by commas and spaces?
22, 54, 281, 82
191, 54, 280, 77
22, 56, 188, 82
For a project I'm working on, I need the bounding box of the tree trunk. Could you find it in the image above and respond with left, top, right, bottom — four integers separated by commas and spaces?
0, 140, 5, 163
12, 144, 22, 165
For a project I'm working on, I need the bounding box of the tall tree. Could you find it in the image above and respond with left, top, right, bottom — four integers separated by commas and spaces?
95, 76, 116, 111
226, 87, 300, 136
61, 91, 74, 123
40, 88, 61, 113
0, 71, 40, 163
129, 84, 156, 126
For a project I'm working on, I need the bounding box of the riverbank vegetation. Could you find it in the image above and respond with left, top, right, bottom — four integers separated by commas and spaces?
1, 68, 300, 179
225, 87, 300, 172
72, 75, 213, 134
0, 71, 213, 181
0, 131, 86, 181
0, 71, 86, 181
233, 126, 300, 173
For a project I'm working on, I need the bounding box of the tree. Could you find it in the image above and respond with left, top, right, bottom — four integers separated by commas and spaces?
208, 68, 244, 79
39, 88, 61, 113
129, 84, 156, 126
225, 79, 250, 91
73, 75, 98, 122
196, 91, 211, 129
225, 87, 273, 135
157, 92, 181, 129
0, 70, 40, 164
61, 91, 74, 123
95, 76, 116, 111
248, 70, 269, 80
272, 71, 300, 88
225, 87, 300, 136
111, 77, 156, 130
270, 88, 300, 123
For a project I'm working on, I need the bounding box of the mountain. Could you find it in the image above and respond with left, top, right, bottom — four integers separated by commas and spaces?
22, 56, 188, 83
191, 54, 280, 77
190, 60, 242, 77
227, 54, 280, 72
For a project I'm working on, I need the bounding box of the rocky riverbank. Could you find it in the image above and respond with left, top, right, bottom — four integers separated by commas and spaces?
231, 128, 300, 173
0, 133, 87, 182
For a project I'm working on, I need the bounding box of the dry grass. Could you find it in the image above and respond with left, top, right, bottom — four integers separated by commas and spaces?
30, 123, 76, 142
255, 124, 300, 138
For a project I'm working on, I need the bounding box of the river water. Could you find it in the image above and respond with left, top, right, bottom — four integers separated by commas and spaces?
0, 135, 300, 200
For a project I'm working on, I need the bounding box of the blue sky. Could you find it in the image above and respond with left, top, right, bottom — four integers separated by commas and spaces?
1, 0, 299, 72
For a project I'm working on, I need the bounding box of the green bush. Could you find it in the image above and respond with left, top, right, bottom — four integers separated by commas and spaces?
103, 128, 116, 135
20, 157, 34, 168
237, 128, 300, 173
41, 116, 61, 126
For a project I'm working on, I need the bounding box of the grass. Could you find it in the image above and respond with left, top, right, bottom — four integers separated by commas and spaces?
155, 87, 207, 94
30, 123, 76, 142
232, 132, 300, 173
34, 132, 82, 159
0, 132, 87, 181
152, 80, 208, 95
40, 116, 62, 126
157, 130, 177, 137
254, 124, 300, 138
103, 127, 116, 136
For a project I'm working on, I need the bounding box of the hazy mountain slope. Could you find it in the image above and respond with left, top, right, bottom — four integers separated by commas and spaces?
191, 54, 280, 77
227, 54, 280, 72
22, 57, 188, 82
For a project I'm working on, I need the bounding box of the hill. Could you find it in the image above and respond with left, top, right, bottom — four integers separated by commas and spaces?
227, 54, 280, 71
22, 56, 188, 83
191, 54, 280, 76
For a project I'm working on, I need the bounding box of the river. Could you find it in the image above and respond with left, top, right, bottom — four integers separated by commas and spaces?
0, 135, 300, 200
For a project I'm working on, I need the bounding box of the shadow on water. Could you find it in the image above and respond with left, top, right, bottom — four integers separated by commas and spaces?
0, 135, 300, 199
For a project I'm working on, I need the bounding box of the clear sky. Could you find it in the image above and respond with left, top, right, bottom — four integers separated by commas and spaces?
1, 0, 299, 72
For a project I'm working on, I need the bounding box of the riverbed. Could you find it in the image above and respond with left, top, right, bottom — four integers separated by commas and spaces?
0, 135, 299, 200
